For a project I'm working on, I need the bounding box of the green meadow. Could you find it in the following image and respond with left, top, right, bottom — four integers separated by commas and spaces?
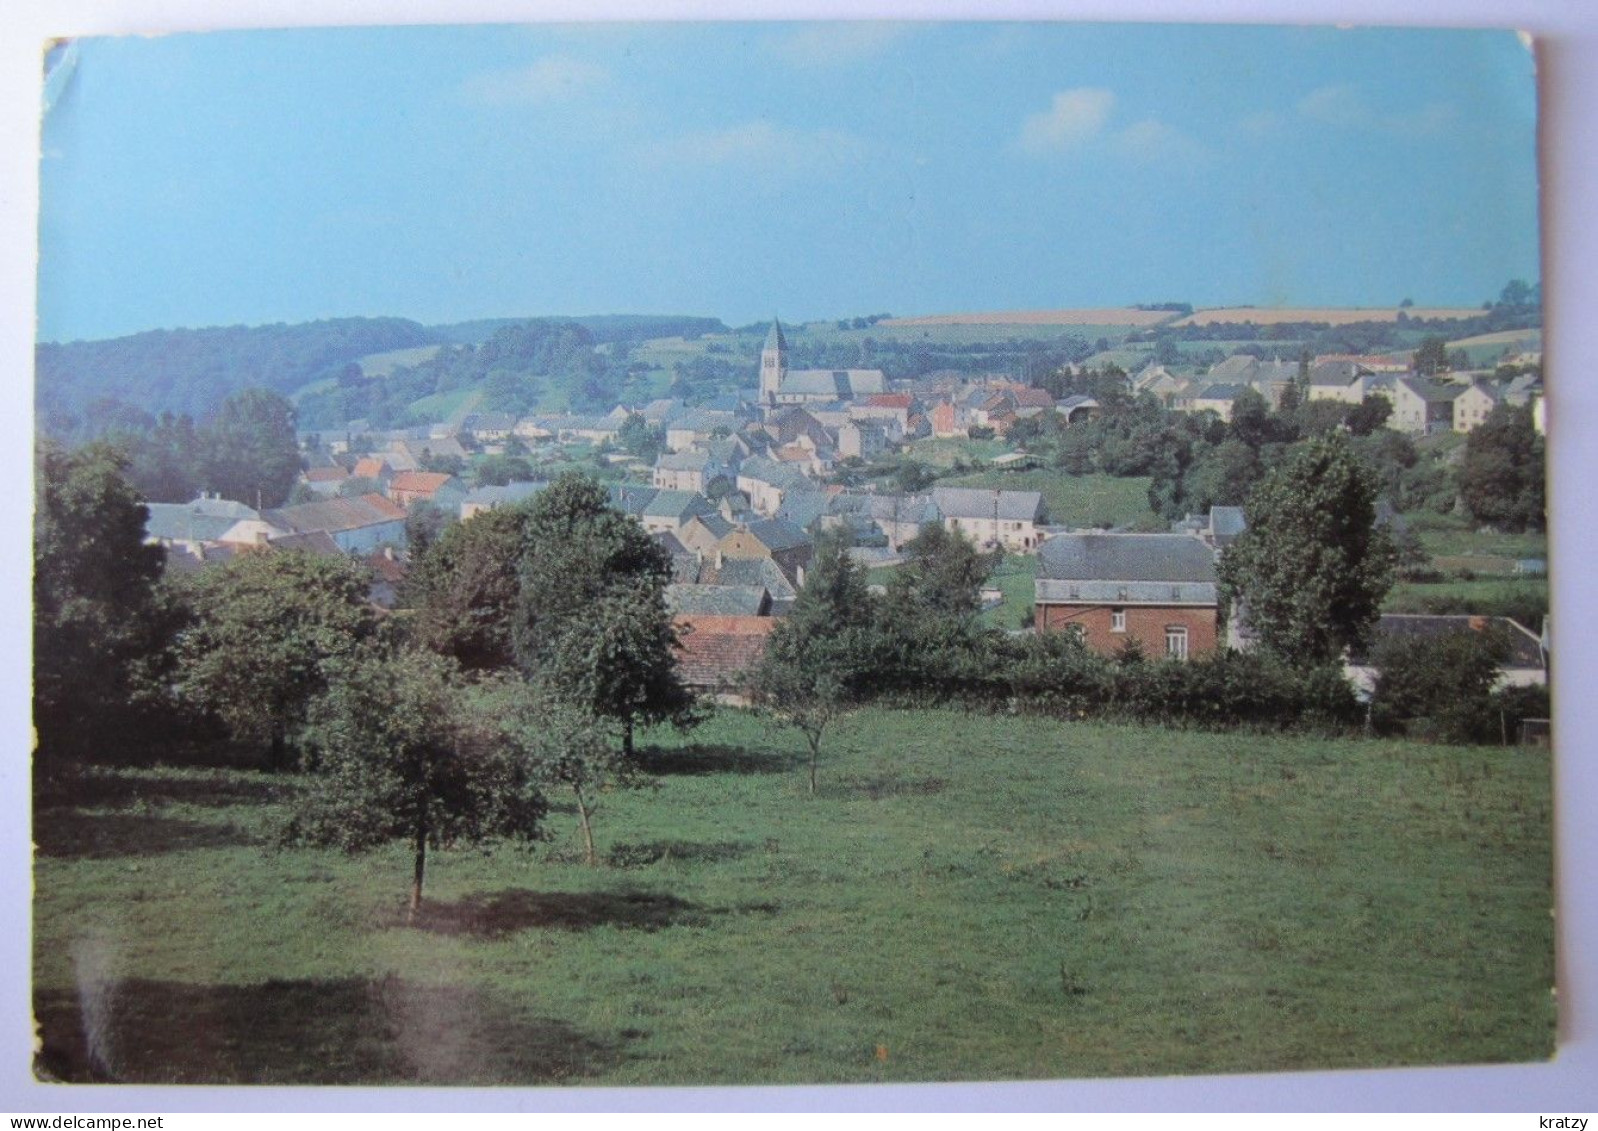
34, 708, 1553, 1086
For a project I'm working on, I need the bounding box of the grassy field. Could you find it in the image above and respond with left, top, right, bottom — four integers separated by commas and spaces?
902, 437, 1014, 467
1403, 511, 1548, 562
981, 552, 1039, 628
1386, 578, 1550, 626
357, 344, 445, 377
34, 709, 1553, 1086
939, 468, 1161, 531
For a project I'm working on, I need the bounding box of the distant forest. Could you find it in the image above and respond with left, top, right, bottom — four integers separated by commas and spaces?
34, 314, 730, 439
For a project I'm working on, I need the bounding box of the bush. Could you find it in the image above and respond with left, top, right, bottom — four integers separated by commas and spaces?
1370, 625, 1512, 743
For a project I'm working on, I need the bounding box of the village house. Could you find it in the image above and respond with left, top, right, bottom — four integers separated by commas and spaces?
1344, 614, 1548, 698
737, 457, 811, 517
144, 494, 262, 552
638, 489, 718, 537
930, 487, 1045, 551
1305, 360, 1368, 404
653, 449, 727, 494
260, 493, 409, 554
672, 614, 779, 704
714, 518, 814, 588
1453, 381, 1501, 432
1391, 377, 1465, 435
1034, 532, 1220, 661
459, 480, 547, 520
1176, 382, 1246, 422
387, 471, 468, 512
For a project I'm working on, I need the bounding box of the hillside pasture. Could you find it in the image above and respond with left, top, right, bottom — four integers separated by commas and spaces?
33, 709, 1554, 1085
356, 344, 445, 377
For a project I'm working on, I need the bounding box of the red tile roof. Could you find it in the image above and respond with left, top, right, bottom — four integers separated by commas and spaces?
303, 466, 349, 483
388, 471, 453, 496
351, 457, 391, 480
359, 492, 407, 520
864, 393, 913, 409
673, 615, 778, 691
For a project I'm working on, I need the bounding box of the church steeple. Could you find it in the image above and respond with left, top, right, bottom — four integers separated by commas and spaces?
760, 316, 788, 405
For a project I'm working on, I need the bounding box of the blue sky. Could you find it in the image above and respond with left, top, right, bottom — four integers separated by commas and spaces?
35, 21, 1539, 342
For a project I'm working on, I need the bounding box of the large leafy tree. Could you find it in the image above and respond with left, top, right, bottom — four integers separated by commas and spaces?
406, 504, 536, 670
33, 442, 169, 763
752, 534, 879, 794
1218, 433, 1397, 666
201, 388, 302, 509
514, 473, 695, 754
176, 550, 382, 767
289, 649, 547, 914
1459, 403, 1545, 533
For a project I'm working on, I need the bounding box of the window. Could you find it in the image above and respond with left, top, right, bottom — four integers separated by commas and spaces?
1110, 608, 1126, 633
1165, 625, 1189, 661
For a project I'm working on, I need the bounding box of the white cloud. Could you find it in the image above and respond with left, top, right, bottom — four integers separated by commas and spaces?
638, 120, 866, 177
771, 23, 912, 68
1297, 84, 1456, 136
461, 55, 610, 106
1017, 88, 1116, 154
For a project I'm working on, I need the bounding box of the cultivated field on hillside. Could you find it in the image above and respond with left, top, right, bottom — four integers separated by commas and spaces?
1174, 307, 1484, 327
33, 709, 1554, 1085
355, 344, 445, 377
881, 309, 1178, 328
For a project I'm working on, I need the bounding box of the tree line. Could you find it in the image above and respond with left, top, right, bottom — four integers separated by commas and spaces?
36, 438, 1546, 911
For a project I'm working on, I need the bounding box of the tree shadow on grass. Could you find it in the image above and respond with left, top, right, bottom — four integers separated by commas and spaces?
33, 811, 258, 861
34, 975, 619, 1085
405, 888, 711, 938
402, 888, 781, 940
633, 743, 802, 776
35, 768, 283, 814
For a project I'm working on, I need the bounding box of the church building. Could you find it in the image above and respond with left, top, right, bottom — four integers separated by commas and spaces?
759, 318, 887, 407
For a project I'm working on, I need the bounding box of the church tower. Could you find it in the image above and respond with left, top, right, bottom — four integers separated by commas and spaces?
760, 317, 788, 405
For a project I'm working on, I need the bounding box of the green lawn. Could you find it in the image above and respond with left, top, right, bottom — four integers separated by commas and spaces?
939, 468, 1161, 530
1386, 577, 1550, 628
1403, 511, 1548, 562
34, 709, 1553, 1085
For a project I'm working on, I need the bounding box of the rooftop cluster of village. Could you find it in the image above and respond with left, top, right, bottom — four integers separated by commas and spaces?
141, 317, 1547, 699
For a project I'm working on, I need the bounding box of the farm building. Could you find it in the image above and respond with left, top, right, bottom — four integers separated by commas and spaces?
1034, 532, 1220, 661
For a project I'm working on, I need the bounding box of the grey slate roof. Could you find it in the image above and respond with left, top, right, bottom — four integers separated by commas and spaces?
1308, 360, 1363, 386
780, 369, 887, 399
607, 485, 658, 516
1038, 532, 1217, 582
930, 487, 1044, 522
667, 584, 772, 617
687, 512, 735, 540
743, 517, 812, 553
643, 490, 716, 521
776, 489, 830, 530
261, 495, 404, 536
1191, 383, 1247, 401
656, 450, 714, 472
1036, 533, 1219, 606
1399, 377, 1467, 403
145, 500, 259, 544
462, 481, 549, 510
703, 556, 799, 600
1351, 614, 1545, 670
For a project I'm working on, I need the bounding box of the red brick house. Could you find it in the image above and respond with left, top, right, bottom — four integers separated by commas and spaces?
1034, 533, 1220, 660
